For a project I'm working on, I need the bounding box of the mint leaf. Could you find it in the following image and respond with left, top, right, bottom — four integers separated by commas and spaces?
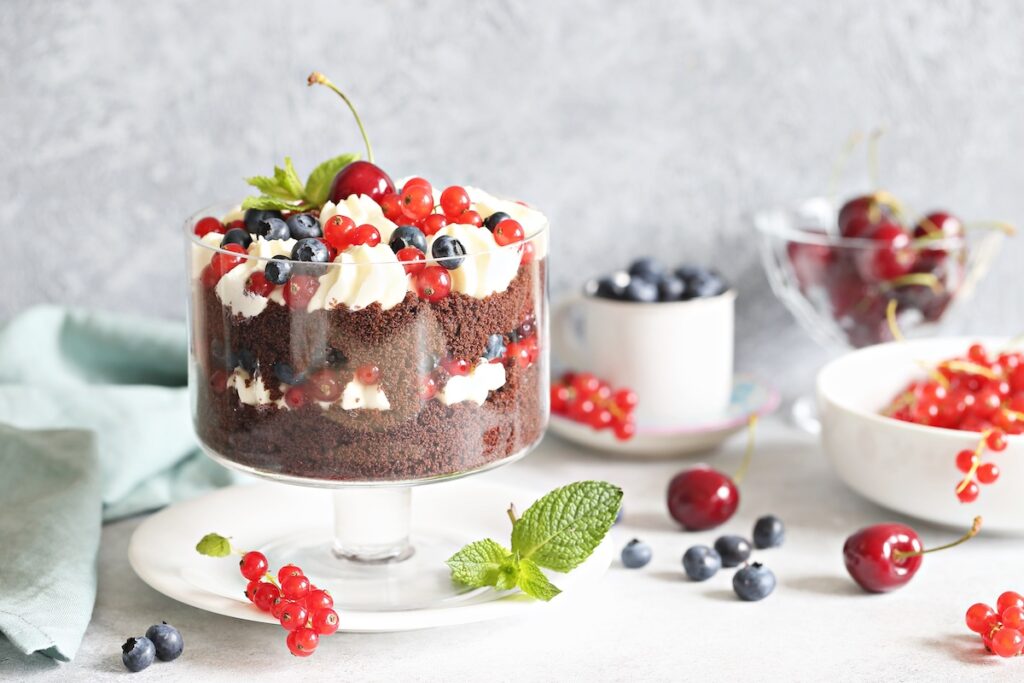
278, 157, 305, 199
241, 196, 311, 212
304, 152, 359, 207
510, 481, 622, 573
446, 539, 512, 587
495, 555, 520, 591
195, 532, 232, 557
244, 174, 298, 200
517, 557, 561, 601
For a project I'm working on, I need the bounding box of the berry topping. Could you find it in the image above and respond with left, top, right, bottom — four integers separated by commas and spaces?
483, 211, 511, 232
389, 225, 428, 254
752, 515, 785, 549
379, 192, 403, 221
414, 265, 452, 302
220, 227, 252, 249
620, 538, 652, 568
323, 214, 356, 251
329, 161, 395, 203
493, 219, 525, 246
713, 535, 752, 568
210, 243, 247, 278
442, 357, 471, 376
682, 545, 721, 582
732, 563, 776, 601
291, 237, 330, 263
252, 215, 290, 241
307, 369, 342, 402
421, 213, 449, 236
286, 213, 322, 240
453, 209, 483, 227
264, 256, 294, 285
244, 271, 275, 297
349, 224, 381, 247
483, 333, 507, 361
121, 637, 156, 673
355, 364, 380, 385
431, 235, 467, 270
284, 386, 307, 409
400, 184, 434, 221
283, 274, 320, 309
396, 246, 426, 275
195, 216, 224, 237
243, 208, 284, 234
145, 622, 184, 662
440, 186, 471, 218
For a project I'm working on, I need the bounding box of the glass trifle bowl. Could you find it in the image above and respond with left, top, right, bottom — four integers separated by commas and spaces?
185, 191, 548, 610
756, 197, 1005, 431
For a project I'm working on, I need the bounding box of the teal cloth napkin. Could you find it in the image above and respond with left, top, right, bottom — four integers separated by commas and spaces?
0, 306, 235, 662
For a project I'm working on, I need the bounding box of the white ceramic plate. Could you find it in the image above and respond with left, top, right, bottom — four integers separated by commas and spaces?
128, 478, 613, 631
547, 376, 780, 457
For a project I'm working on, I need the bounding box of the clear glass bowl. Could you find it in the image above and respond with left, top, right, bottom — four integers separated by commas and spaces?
184, 201, 548, 608
756, 198, 1003, 350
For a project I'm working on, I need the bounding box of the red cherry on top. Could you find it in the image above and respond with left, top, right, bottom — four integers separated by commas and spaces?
329, 160, 395, 203
837, 193, 900, 237
843, 516, 982, 593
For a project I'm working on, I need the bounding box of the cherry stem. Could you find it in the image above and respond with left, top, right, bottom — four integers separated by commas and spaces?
964, 220, 1017, 236
892, 516, 983, 561
507, 503, 519, 526
957, 431, 992, 494
885, 272, 942, 293
308, 71, 374, 163
732, 414, 758, 486
914, 360, 951, 389
828, 131, 863, 207
885, 300, 904, 343
940, 360, 1000, 381
867, 128, 884, 190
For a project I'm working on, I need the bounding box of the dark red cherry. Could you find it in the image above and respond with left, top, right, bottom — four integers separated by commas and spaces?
328, 161, 396, 204
912, 211, 963, 270
853, 222, 914, 282
667, 466, 738, 531
838, 193, 899, 237
843, 523, 923, 593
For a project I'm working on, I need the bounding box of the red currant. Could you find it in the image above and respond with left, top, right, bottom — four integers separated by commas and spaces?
493, 219, 524, 246
195, 216, 224, 237
270, 596, 289, 620
324, 215, 356, 251
279, 601, 309, 631
551, 384, 571, 414
589, 408, 614, 429
244, 579, 261, 603
571, 373, 601, 396
439, 186, 471, 218
453, 209, 483, 227
519, 241, 536, 265
998, 591, 1024, 614
613, 420, 637, 441
400, 185, 434, 221
307, 369, 342, 402
244, 272, 275, 297
967, 343, 989, 365
419, 375, 438, 400
200, 265, 220, 289
284, 386, 307, 408
355, 364, 380, 385
967, 603, 997, 633
277, 564, 304, 583
955, 449, 977, 473
442, 358, 470, 376
283, 275, 320, 310
396, 246, 426, 275
402, 177, 432, 192
506, 341, 531, 368
286, 627, 319, 657
956, 480, 980, 503
613, 388, 639, 411
253, 582, 280, 612
281, 574, 310, 601
991, 627, 1024, 657
239, 551, 269, 581
986, 429, 1008, 452
311, 608, 340, 636
350, 224, 381, 247
379, 192, 404, 222
567, 398, 596, 422
211, 243, 247, 277
209, 369, 228, 395
421, 213, 449, 237
306, 589, 333, 611
977, 462, 1000, 484
1004, 606, 1024, 631
414, 266, 452, 302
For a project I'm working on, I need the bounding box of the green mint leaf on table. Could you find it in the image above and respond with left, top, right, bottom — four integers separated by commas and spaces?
446, 539, 512, 587
195, 532, 232, 557
516, 557, 561, 601
511, 481, 623, 572
445, 480, 622, 601
304, 152, 359, 207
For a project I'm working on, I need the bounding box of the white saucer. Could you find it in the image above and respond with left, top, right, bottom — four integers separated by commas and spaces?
548, 376, 780, 457
128, 478, 613, 632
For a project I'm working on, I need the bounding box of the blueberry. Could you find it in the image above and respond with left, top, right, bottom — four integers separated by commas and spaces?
714, 535, 752, 568
220, 228, 252, 250
656, 274, 686, 302
623, 277, 658, 303
682, 545, 721, 581
291, 237, 330, 265
483, 333, 506, 361
389, 225, 428, 254
753, 515, 785, 549
121, 636, 156, 672
252, 216, 290, 241
264, 256, 293, 285
325, 347, 348, 368
732, 562, 776, 601
236, 348, 257, 375
243, 208, 283, 233
620, 539, 652, 569
676, 265, 728, 299
286, 213, 322, 240
484, 211, 511, 232
432, 235, 466, 270
210, 338, 230, 368
145, 622, 183, 662
592, 272, 629, 300
273, 361, 304, 386
627, 257, 665, 282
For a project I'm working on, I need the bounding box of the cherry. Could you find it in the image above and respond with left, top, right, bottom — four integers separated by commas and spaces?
838, 193, 900, 236
843, 516, 981, 593
414, 266, 452, 302
854, 222, 914, 282
239, 551, 269, 581
667, 416, 757, 531
913, 211, 963, 269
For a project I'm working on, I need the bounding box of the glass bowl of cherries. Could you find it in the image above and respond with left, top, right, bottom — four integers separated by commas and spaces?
756, 192, 1009, 430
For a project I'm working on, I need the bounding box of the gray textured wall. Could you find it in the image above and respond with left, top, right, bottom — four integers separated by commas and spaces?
5, 0, 1024, 396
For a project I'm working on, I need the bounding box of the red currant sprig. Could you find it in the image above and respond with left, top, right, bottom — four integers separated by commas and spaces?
955, 428, 1007, 503
551, 371, 637, 440
966, 591, 1024, 657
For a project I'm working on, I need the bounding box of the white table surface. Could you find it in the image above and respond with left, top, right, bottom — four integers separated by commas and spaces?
6, 417, 1023, 681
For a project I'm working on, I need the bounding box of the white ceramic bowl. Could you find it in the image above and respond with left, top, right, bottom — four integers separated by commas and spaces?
817, 337, 1023, 533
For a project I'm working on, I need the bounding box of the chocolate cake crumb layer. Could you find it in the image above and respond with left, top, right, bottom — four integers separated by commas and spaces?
191, 259, 548, 482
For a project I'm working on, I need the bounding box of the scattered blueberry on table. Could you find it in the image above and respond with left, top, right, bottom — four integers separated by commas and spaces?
621, 538, 653, 568
682, 545, 722, 582
753, 515, 785, 549
714, 535, 752, 568
146, 622, 184, 661
732, 563, 776, 601
121, 636, 156, 673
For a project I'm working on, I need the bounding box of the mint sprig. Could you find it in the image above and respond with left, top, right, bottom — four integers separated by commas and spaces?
446, 481, 622, 601
242, 152, 359, 212
195, 532, 233, 557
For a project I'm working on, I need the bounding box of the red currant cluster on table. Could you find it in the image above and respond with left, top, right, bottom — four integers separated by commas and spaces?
194, 174, 532, 308
239, 551, 339, 657
966, 591, 1024, 658
551, 372, 637, 440
787, 193, 991, 348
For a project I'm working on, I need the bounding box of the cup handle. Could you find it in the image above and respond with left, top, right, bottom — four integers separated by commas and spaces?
551, 292, 588, 367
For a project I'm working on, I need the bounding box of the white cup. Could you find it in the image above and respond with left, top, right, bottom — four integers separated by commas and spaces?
552, 287, 735, 428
